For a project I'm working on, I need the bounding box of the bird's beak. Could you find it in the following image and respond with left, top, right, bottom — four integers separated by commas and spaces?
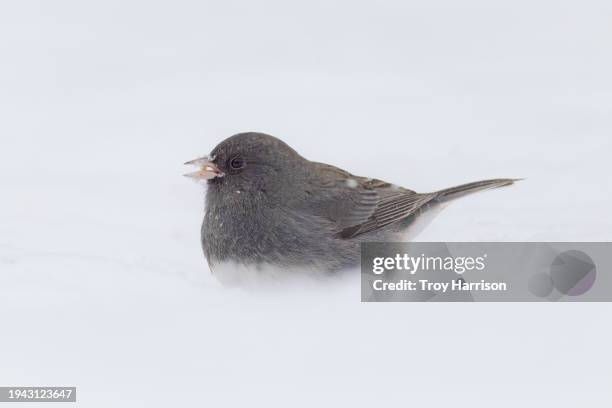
183, 156, 223, 180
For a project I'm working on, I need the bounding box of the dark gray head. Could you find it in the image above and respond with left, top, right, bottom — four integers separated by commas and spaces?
185, 132, 308, 198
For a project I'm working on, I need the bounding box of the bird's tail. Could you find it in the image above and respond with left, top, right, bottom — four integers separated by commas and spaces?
434, 178, 519, 201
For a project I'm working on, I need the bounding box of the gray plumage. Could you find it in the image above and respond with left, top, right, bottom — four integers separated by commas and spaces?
196, 132, 516, 274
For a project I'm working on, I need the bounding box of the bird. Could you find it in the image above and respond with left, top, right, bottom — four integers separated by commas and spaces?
185, 132, 517, 284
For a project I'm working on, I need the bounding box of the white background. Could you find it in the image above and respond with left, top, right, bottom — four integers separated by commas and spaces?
1, 1, 611, 407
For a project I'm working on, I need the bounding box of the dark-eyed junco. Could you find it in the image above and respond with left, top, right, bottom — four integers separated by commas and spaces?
186, 132, 517, 282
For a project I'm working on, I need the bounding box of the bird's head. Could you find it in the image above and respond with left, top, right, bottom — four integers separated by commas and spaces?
185, 132, 307, 198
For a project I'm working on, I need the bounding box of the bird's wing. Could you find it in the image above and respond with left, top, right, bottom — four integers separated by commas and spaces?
336, 190, 436, 238
305, 163, 380, 230
306, 163, 437, 238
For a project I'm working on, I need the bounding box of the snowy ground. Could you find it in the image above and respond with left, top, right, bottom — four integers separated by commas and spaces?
1, 1, 611, 407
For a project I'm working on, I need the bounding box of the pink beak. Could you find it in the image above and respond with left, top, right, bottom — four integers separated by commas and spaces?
183, 156, 223, 180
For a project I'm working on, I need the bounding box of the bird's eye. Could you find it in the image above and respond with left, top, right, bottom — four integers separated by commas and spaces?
228, 156, 245, 171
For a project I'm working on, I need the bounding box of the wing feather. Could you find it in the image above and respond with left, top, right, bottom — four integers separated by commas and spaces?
337, 192, 436, 238
306, 162, 437, 239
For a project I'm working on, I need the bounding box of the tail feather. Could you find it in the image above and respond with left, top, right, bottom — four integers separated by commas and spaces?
434, 178, 519, 201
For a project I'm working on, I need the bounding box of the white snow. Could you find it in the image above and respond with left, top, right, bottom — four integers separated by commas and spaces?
346, 178, 358, 188
1, 1, 611, 407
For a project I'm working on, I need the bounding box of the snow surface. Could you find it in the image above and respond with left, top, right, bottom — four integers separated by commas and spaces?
1, 1, 611, 407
